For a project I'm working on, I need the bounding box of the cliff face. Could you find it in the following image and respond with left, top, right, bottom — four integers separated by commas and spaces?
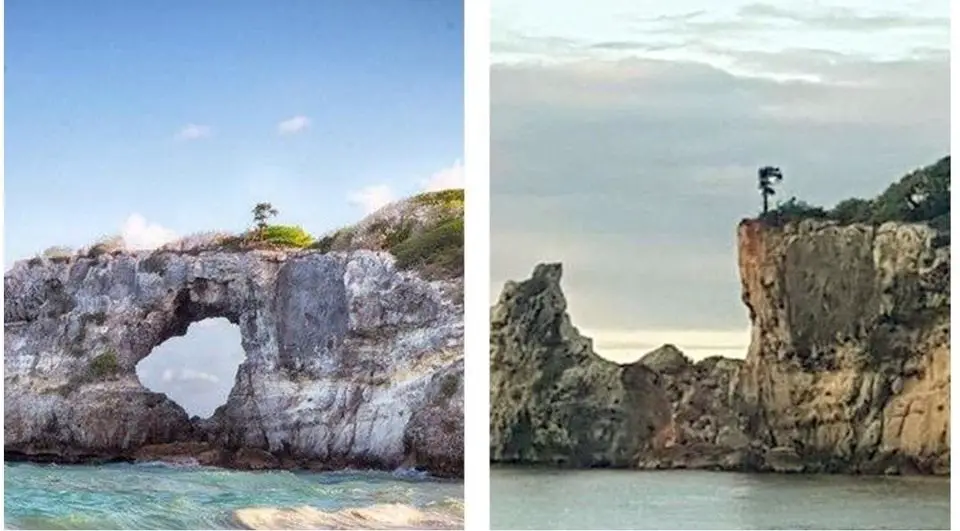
490, 219, 948, 475
736, 219, 949, 474
489, 264, 672, 467
4, 248, 463, 476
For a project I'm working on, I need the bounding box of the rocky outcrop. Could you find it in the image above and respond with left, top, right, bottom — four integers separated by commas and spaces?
636, 348, 754, 470
491, 219, 948, 475
736, 219, 949, 474
4, 248, 463, 477
489, 263, 672, 467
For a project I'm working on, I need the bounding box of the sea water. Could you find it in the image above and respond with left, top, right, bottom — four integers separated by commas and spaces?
491, 467, 950, 530
5, 462, 463, 530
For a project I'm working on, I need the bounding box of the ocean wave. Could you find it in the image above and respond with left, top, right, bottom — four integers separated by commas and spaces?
390, 467, 432, 480
232, 503, 464, 530
133, 458, 203, 469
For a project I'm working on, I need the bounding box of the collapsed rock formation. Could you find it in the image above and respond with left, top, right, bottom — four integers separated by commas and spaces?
489, 263, 671, 467
4, 248, 464, 477
635, 346, 752, 470
490, 219, 949, 475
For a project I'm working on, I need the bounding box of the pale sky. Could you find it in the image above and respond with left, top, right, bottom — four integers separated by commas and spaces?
490, 0, 949, 362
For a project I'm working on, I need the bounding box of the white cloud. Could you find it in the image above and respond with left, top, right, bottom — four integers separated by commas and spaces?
176, 124, 212, 141
161, 369, 175, 382
120, 214, 178, 251
180, 369, 221, 384
277, 115, 311, 135
348, 184, 395, 214
344, 161, 464, 217
421, 160, 465, 192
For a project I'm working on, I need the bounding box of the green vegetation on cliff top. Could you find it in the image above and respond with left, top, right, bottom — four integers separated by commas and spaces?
33, 189, 465, 282
392, 216, 464, 279
315, 188, 464, 280
758, 156, 950, 233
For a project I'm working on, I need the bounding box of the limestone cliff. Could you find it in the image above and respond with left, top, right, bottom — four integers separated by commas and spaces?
4, 247, 463, 476
736, 218, 949, 474
492, 219, 948, 475
489, 263, 672, 467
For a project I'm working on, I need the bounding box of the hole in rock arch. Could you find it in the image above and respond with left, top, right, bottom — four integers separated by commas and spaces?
136, 318, 245, 419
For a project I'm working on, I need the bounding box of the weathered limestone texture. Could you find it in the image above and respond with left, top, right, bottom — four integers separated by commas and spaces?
635, 346, 754, 471
4, 249, 463, 476
489, 263, 672, 467
736, 219, 949, 474
490, 219, 948, 475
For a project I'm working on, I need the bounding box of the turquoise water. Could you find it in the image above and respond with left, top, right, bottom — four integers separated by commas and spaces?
491, 467, 950, 530
5, 462, 463, 529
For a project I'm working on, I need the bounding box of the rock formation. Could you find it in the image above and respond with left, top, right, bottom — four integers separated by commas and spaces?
4, 247, 464, 476
736, 218, 949, 474
635, 347, 753, 470
491, 219, 949, 475
489, 263, 672, 467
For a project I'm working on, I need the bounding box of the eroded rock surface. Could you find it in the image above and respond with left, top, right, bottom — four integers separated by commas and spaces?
4, 248, 463, 476
491, 219, 948, 475
636, 349, 754, 471
736, 219, 949, 474
489, 263, 672, 467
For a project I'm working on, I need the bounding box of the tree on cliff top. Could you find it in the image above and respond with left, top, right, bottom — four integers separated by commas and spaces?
252, 202, 278, 230
758, 166, 783, 214
755, 156, 949, 232
251, 202, 279, 241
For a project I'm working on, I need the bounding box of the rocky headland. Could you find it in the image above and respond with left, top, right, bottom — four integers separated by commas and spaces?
490, 217, 949, 475
4, 191, 465, 477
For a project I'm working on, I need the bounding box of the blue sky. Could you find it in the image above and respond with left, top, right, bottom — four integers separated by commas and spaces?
6, 0, 464, 266
5, 0, 464, 415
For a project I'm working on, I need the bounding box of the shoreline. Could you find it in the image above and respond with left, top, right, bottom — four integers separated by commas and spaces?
488, 461, 951, 478
5, 444, 465, 481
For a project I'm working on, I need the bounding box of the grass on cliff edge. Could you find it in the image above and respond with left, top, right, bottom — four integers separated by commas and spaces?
391, 217, 464, 279
35, 191, 464, 281
312, 189, 465, 280
757, 156, 950, 236
163, 225, 316, 254
383, 190, 464, 280
410, 188, 465, 210
257, 225, 314, 248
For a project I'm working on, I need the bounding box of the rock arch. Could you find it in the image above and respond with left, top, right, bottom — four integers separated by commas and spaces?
4, 249, 464, 476
136, 317, 244, 419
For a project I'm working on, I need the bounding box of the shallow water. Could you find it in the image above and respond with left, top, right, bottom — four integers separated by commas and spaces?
491, 467, 950, 530
5, 462, 463, 529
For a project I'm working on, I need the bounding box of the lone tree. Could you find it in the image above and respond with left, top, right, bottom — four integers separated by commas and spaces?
251, 202, 278, 239
758, 166, 783, 214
